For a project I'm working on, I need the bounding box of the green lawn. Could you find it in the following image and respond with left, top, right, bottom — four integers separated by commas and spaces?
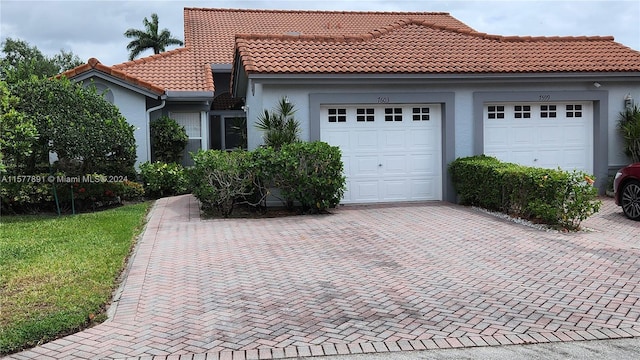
0, 202, 151, 354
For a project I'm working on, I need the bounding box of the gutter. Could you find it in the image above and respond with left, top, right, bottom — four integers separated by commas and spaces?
145, 98, 166, 163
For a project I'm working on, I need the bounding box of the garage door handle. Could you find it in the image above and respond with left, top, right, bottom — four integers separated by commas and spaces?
378, 164, 383, 167
534, 158, 538, 162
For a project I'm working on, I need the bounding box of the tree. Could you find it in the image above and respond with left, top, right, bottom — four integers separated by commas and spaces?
9, 77, 137, 177
0, 38, 82, 82
0, 80, 38, 174
124, 13, 184, 61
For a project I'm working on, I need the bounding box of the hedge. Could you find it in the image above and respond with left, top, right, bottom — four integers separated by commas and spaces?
449, 155, 601, 230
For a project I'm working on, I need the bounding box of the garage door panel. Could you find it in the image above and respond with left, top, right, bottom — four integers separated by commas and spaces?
381, 130, 407, 149
411, 179, 436, 199
410, 154, 437, 174
410, 129, 437, 148
485, 127, 509, 147
352, 181, 380, 202
323, 130, 350, 148
381, 155, 406, 175
511, 126, 537, 146
511, 150, 536, 166
353, 155, 379, 175
382, 179, 408, 200
355, 130, 378, 148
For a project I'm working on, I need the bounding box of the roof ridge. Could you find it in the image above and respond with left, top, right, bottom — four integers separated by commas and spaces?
184, 7, 451, 16
59, 58, 165, 95
235, 19, 616, 44
411, 19, 615, 42
113, 47, 190, 69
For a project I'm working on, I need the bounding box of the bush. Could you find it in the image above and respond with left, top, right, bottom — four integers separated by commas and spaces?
0, 81, 38, 175
277, 142, 345, 212
189, 142, 346, 216
190, 150, 255, 217
449, 155, 601, 230
150, 116, 188, 163
139, 162, 189, 198
8, 76, 136, 176
0, 173, 143, 213
618, 105, 640, 163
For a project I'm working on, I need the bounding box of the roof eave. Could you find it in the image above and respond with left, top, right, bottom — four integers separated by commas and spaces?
165, 90, 215, 102
70, 70, 165, 98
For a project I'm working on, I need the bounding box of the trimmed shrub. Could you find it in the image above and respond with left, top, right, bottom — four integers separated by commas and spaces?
189, 142, 346, 216
150, 116, 188, 163
139, 161, 189, 198
449, 155, 601, 230
277, 142, 345, 213
190, 150, 254, 217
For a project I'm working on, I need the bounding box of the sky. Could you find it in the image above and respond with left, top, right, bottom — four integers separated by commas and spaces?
1, 0, 639, 67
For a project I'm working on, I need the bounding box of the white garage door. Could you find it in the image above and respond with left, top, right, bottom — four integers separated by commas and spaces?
320, 104, 442, 204
484, 102, 593, 174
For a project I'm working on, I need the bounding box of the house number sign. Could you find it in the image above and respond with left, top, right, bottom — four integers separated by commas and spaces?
377, 96, 390, 103
539, 95, 551, 101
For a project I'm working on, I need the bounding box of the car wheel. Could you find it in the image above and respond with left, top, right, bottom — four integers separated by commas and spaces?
621, 180, 640, 221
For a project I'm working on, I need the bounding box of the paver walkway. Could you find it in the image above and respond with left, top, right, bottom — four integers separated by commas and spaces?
7, 195, 640, 360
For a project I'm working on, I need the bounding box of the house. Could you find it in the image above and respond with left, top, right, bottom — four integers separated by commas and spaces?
62, 8, 640, 203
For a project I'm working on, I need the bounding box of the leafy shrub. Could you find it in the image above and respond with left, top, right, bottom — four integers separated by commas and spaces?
0, 81, 38, 175
189, 142, 345, 216
255, 97, 301, 150
150, 116, 188, 163
8, 76, 136, 176
618, 105, 640, 162
139, 162, 188, 198
449, 155, 601, 230
190, 150, 255, 217
277, 142, 345, 212
0, 173, 142, 213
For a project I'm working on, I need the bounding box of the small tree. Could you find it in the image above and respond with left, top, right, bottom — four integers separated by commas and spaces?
9, 76, 136, 176
618, 105, 640, 163
255, 97, 301, 150
0, 81, 38, 174
150, 116, 188, 163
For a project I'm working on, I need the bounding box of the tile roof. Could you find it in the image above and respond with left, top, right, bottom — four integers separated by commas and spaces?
235, 19, 640, 75
112, 48, 214, 92
183, 7, 474, 65
59, 58, 165, 95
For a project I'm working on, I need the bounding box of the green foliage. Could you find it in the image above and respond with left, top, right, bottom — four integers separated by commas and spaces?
0, 81, 38, 174
189, 150, 255, 217
255, 97, 301, 150
124, 13, 184, 60
449, 155, 601, 230
618, 105, 640, 163
150, 116, 188, 163
9, 76, 137, 177
0, 202, 149, 354
189, 142, 346, 216
1, 37, 82, 82
0, 174, 144, 213
139, 161, 189, 199
276, 142, 345, 212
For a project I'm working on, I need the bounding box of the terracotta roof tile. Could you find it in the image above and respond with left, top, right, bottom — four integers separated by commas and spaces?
234, 20, 640, 74
58, 58, 165, 95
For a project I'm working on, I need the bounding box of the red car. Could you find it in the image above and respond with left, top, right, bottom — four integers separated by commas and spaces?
614, 163, 640, 221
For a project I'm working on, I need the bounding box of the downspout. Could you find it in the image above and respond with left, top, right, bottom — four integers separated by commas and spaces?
145, 98, 166, 162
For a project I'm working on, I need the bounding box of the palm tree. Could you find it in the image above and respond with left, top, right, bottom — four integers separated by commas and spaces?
124, 13, 183, 61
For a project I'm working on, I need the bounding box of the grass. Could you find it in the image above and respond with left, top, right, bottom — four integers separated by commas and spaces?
0, 202, 151, 355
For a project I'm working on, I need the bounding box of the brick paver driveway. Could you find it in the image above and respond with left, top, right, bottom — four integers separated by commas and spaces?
9, 196, 640, 359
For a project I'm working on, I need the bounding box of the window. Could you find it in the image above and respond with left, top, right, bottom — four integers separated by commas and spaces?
224, 117, 247, 150
385, 107, 403, 122
566, 104, 582, 118
356, 108, 375, 122
540, 105, 557, 118
328, 108, 347, 122
487, 105, 505, 119
514, 105, 531, 119
412, 107, 430, 121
